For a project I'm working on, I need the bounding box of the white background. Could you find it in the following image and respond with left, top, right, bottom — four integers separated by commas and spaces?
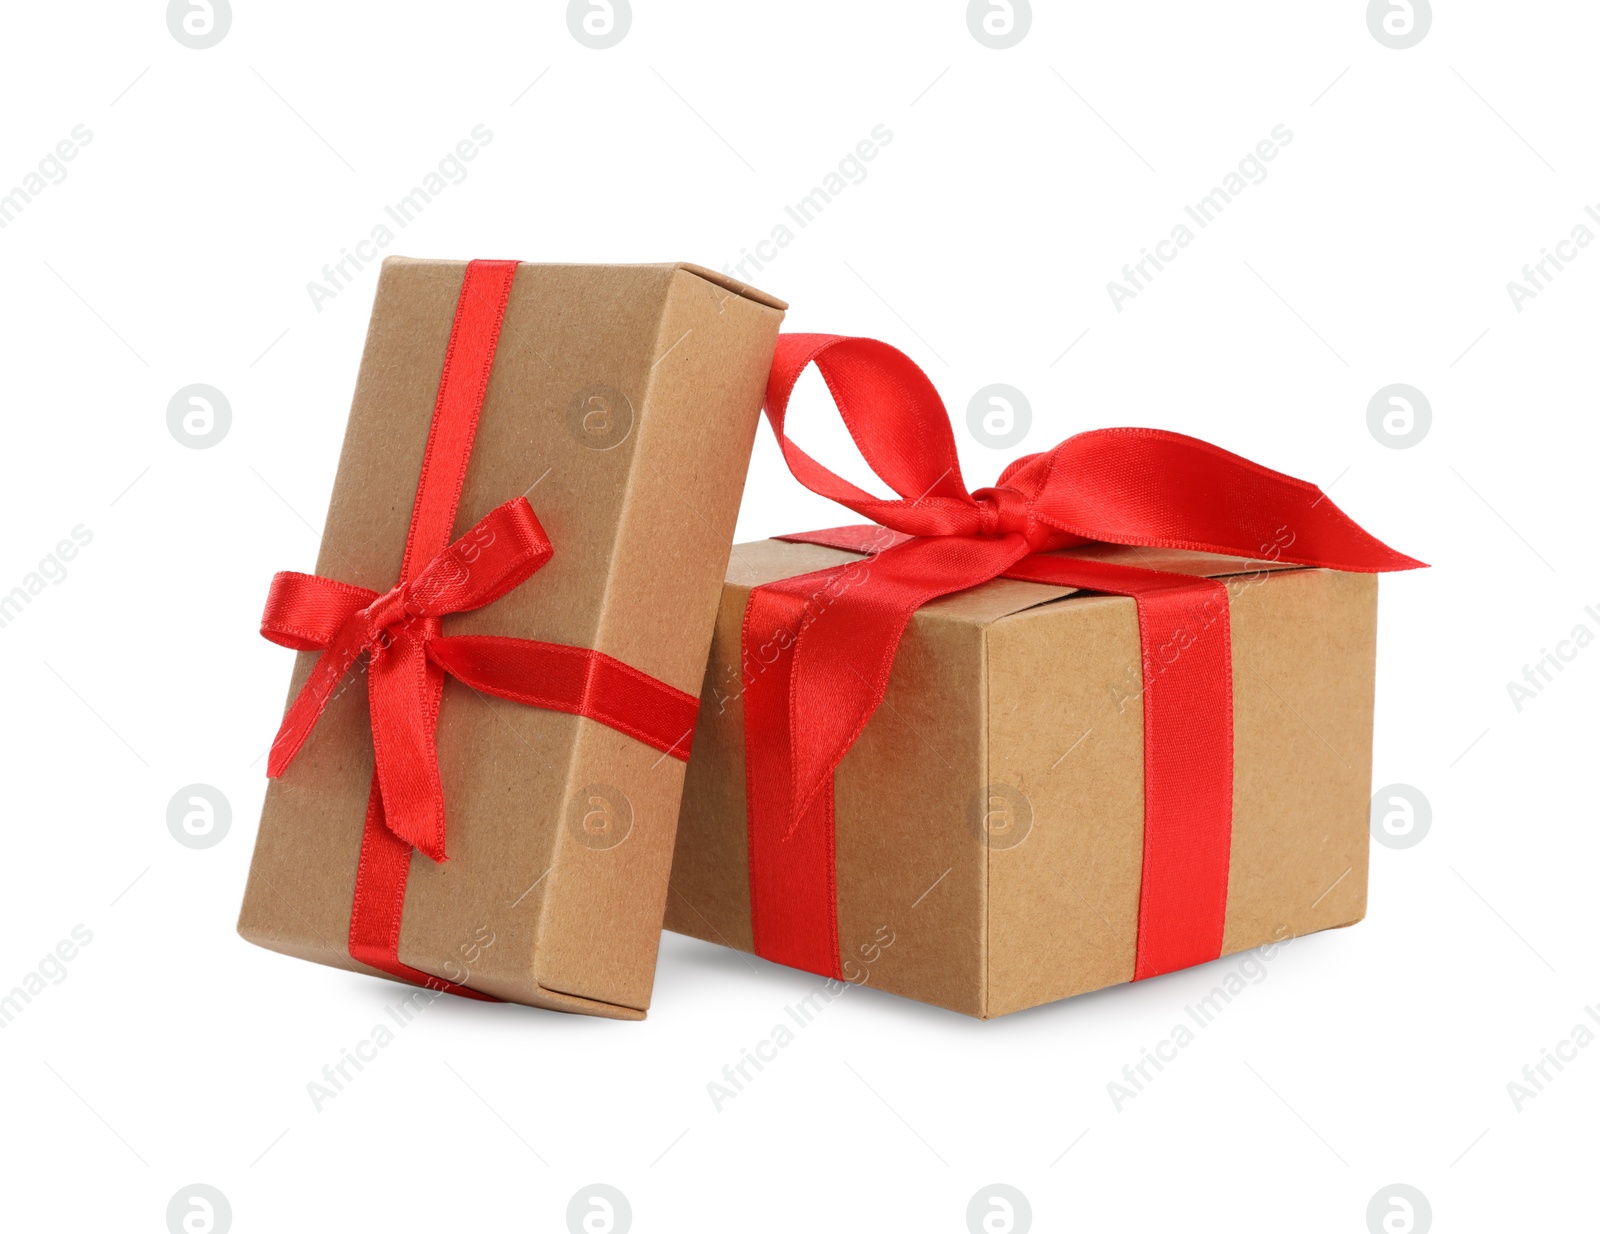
1, 2, 1594, 1231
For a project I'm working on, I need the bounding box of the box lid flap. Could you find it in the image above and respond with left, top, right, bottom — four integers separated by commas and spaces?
728, 537, 1309, 626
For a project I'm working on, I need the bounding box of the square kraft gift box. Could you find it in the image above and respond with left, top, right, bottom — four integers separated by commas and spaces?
238, 258, 785, 1019
664, 333, 1420, 1019
667, 539, 1376, 1018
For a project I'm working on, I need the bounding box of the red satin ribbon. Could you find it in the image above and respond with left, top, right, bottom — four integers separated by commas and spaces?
743, 334, 1423, 982
260, 259, 699, 999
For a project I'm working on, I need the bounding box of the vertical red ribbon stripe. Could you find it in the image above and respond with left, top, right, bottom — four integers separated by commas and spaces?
347, 258, 520, 997
1000, 555, 1234, 979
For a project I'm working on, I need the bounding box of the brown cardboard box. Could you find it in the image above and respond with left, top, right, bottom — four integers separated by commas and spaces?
239, 258, 785, 1019
666, 538, 1378, 1018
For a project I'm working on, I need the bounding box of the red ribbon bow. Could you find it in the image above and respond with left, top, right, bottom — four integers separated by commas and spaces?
263, 497, 554, 861
744, 334, 1423, 982
259, 259, 699, 998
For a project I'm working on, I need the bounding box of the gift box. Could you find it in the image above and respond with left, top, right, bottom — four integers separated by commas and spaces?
665, 334, 1421, 1018
238, 258, 785, 1018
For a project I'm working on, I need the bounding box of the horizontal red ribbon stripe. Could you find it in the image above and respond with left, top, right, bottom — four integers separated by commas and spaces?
427, 636, 699, 760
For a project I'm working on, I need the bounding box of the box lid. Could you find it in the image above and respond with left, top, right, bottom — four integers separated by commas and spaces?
724, 536, 1307, 626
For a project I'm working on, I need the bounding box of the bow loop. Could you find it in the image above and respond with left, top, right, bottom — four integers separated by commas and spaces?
765, 336, 1425, 575
764, 334, 977, 528
260, 572, 377, 652
404, 498, 553, 619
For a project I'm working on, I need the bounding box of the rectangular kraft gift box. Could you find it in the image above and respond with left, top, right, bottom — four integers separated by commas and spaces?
666, 538, 1378, 1018
239, 258, 785, 1019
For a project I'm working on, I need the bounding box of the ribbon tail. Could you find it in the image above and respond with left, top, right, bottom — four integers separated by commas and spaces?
743, 579, 822, 972
1020, 428, 1426, 572
783, 534, 1031, 818
367, 633, 448, 862
262, 573, 377, 778
743, 533, 1028, 974
267, 626, 369, 778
